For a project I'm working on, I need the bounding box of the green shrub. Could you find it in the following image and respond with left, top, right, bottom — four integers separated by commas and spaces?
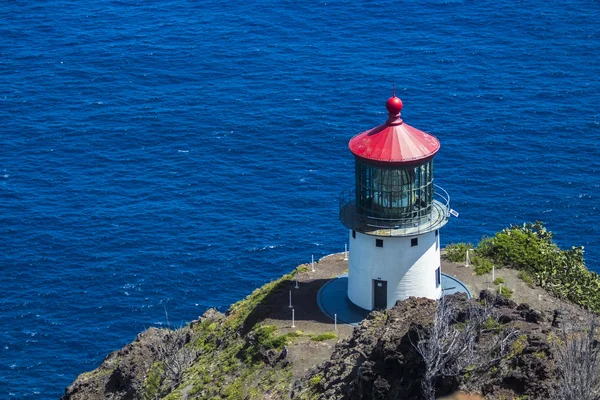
309, 374, 322, 386
472, 256, 494, 275
518, 271, 535, 288
253, 325, 287, 350
481, 221, 556, 274
482, 317, 503, 331
476, 237, 495, 258
310, 333, 337, 342
508, 335, 528, 359
493, 277, 505, 285
143, 361, 165, 400
474, 221, 600, 312
500, 286, 513, 298
444, 243, 473, 263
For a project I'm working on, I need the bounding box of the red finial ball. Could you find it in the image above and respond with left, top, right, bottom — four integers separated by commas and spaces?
386, 96, 403, 115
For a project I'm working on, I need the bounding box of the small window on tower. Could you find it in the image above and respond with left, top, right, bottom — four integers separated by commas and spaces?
435, 230, 438, 237
436, 267, 441, 287
411, 238, 418, 247
352, 230, 356, 239
376, 239, 383, 248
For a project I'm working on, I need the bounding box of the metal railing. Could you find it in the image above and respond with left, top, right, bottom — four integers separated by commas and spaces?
339, 184, 450, 237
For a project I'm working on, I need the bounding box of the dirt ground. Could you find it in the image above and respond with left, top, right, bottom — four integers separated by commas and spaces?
441, 253, 589, 321
260, 253, 353, 381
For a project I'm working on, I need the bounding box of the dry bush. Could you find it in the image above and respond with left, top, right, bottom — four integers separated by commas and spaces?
553, 317, 600, 400
412, 296, 518, 400
152, 326, 198, 387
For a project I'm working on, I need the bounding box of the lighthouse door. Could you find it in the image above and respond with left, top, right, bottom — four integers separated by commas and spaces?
373, 280, 387, 309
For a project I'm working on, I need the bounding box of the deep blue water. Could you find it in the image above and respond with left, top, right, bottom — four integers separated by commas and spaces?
1, 0, 599, 398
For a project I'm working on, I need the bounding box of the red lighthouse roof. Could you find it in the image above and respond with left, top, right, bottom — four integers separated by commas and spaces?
349, 96, 440, 165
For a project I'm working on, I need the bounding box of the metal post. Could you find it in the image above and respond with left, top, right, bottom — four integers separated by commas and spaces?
292, 309, 295, 328
492, 264, 495, 282
311, 255, 315, 272
334, 313, 337, 332
344, 244, 348, 261
289, 290, 293, 308
295, 270, 299, 289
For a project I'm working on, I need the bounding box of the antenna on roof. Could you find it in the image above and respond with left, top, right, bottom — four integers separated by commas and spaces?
392, 82, 396, 97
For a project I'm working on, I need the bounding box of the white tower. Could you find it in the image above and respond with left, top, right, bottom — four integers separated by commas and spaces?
339, 96, 450, 310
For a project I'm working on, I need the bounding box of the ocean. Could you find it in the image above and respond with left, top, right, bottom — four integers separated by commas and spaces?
1, 0, 598, 398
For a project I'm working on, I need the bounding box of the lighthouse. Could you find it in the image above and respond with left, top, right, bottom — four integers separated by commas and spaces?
339, 96, 450, 310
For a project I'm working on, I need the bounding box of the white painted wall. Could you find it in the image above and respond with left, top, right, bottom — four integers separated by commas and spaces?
347, 229, 442, 310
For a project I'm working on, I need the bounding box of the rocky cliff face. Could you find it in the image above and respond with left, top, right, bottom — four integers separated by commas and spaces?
292, 293, 558, 400
62, 284, 569, 400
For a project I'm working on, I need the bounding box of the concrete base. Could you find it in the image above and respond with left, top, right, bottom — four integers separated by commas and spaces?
318, 273, 471, 325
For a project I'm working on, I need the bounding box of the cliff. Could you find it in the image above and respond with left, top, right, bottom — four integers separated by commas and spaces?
62, 223, 598, 399
61, 274, 587, 400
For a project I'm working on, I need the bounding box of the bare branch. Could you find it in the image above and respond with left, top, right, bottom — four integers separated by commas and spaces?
411, 296, 519, 400
553, 317, 600, 400
152, 326, 198, 388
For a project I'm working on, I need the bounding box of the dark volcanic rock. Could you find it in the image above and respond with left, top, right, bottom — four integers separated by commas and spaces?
189, 307, 224, 328
552, 309, 562, 328
61, 328, 169, 400
522, 308, 544, 323
293, 295, 562, 400
293, 297, 438, 400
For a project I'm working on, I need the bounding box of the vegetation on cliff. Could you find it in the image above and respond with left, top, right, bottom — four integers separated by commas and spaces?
445, 221, 600, 312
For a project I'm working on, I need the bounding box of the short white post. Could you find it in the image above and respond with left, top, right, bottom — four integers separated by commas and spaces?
465, 249, 473, 268
344, 244, 348, 261
289, 290, 293, 308
334, 313, 337, 331
291, 308, 296, 328
492, 264, 495, 282
499, 283, 502, 295
295, 270, 299, 289
311, 255, 315, 272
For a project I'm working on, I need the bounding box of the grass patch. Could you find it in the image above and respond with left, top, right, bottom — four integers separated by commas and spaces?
500, 285, 514, 299
283, 330, 304, 339
310, 332, 337, 341
309, 374, 323, 386
493, 277, 505, 285
253, 325, 287, 350
508, 335, 528, 359
177, 268, 303, 398
483, 317, 503, 331
518, 271, 535, 288
225, 271, 295, 333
